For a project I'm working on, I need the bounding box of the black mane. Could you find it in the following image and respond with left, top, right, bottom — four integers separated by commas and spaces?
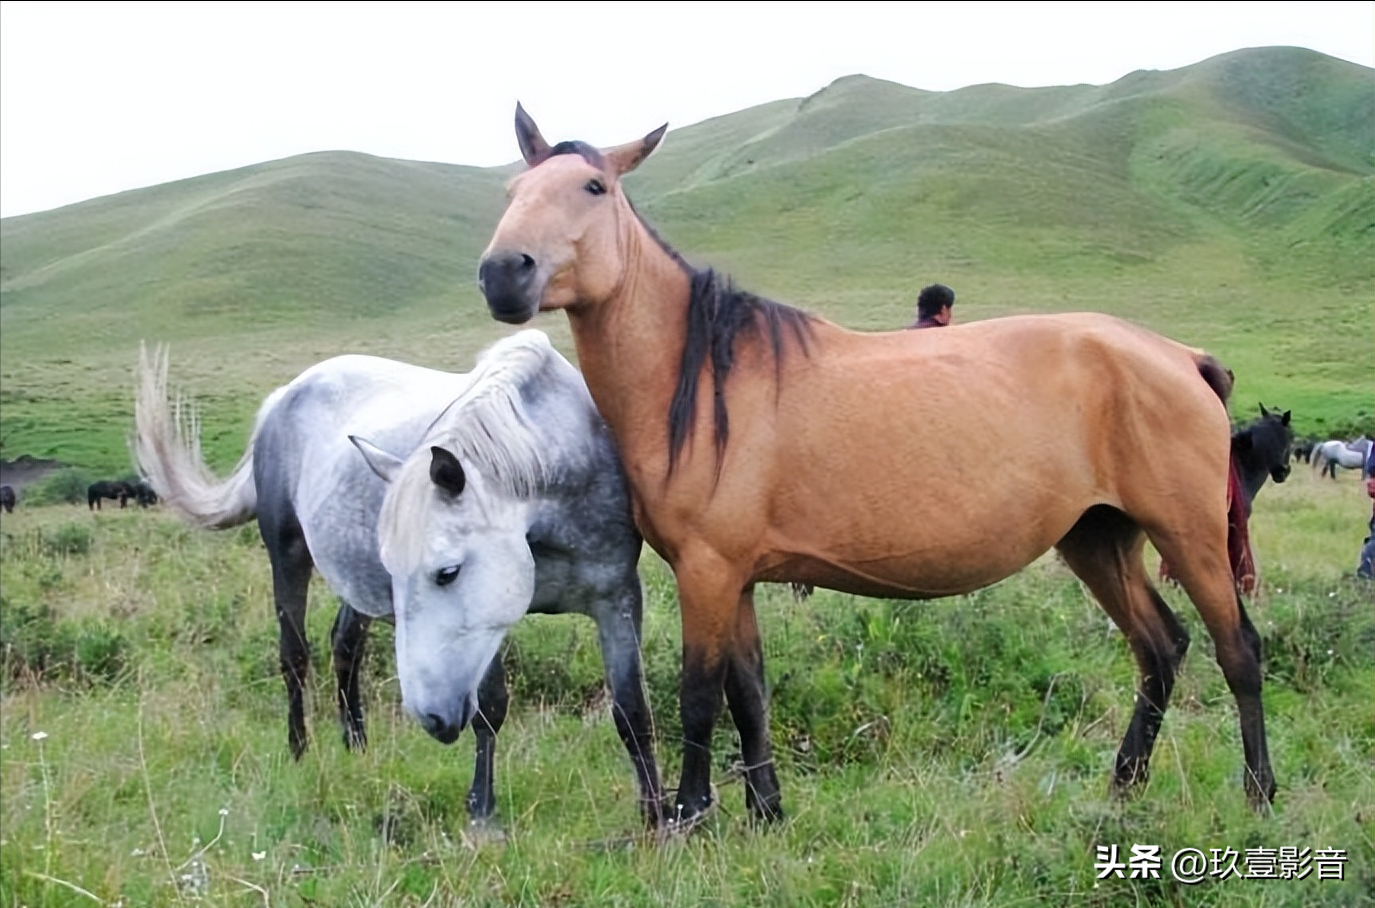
667, 269, 814, 475
548, 140, 605, 168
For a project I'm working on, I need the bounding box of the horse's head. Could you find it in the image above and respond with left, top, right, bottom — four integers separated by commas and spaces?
1252, 404, 1294, 483
478, 104, 667, 324
355, 437, 536, 744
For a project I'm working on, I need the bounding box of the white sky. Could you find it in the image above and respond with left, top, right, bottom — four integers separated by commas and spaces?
1, 1, 1371, 218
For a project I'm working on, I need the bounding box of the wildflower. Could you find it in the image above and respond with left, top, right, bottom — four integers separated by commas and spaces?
31, 732, 48, 742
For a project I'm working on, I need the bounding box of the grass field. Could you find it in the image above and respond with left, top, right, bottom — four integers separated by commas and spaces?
1, 468, 1371, 907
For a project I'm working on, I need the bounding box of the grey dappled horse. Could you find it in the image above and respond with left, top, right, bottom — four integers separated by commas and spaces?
133, 331, 664, 825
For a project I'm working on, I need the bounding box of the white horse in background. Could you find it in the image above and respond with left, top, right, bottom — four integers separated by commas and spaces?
1312, 437, 1372, 479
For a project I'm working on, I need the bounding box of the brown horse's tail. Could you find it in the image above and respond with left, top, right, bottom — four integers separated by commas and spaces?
1158, 354, 1256, 594
131, 343, 261, 530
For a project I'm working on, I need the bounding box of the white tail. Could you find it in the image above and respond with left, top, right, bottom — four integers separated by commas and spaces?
131, 343, 262, 529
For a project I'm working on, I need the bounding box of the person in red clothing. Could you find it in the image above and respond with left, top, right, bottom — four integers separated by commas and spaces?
910, 283, 955, 329
1359, 441, 1375, 580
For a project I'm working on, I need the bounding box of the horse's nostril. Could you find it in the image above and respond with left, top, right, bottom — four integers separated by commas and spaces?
520, 253, 535, 271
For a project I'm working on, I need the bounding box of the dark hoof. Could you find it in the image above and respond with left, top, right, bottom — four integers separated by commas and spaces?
341, 721, 368, 752
643, 797, 671, 830
749, 798, 785, 825
660, 791, 717, 840
1108, 772, 1148, 802
463, 817, 508, 847
1246, 771, 1277, 813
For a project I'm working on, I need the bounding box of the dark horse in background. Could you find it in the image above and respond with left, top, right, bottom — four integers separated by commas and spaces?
87, 479, 158, 510
129, 479, 159, 507
87, 480, 132, 510
0, 485, 15, 514
1232, 405, 1294, 510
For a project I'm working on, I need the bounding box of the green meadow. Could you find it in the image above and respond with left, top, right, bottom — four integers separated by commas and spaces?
1, 45, 1373, 907
0, 472, 1371, 907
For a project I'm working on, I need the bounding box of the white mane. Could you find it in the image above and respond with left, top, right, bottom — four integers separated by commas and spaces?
378, 330, 578, 572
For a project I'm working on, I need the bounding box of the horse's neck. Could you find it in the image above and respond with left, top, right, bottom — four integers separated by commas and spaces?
566, 222, 689, 466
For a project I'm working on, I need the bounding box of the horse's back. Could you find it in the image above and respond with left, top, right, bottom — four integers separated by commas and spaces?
705, 312, 1233, 595
253, 356, 473, 616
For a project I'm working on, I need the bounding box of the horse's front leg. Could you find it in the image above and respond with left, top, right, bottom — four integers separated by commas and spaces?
723, 586, 783, 823
467, 652, 509, 822
672, 553, 744, 828
330, 603, 372, 751
595, 581, 667, 828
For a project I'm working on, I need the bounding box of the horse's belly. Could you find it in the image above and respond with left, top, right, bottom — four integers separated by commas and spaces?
753, 525, 1059, 599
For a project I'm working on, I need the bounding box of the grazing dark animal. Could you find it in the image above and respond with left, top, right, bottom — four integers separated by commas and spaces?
0, 485, 15, 513
87, 480, 132, 510
476, 106, 1276, 826
129, 479, 159, 507
1291, 438, 1316, 464
133, 333, 665, 827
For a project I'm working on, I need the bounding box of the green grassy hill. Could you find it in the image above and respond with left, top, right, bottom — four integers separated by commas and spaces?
2, 46, 1371, 475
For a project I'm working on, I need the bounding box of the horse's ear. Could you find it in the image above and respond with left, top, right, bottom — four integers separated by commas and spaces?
605, 123, 668, 178
1259, 403, 1270, 417
350, 435, 405, 484
1281, 410, 1291, 426
515, 102, 552, 167
429, 446, 466, 497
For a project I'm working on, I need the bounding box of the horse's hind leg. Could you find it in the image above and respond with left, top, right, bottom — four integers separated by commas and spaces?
723, 586, 783, 823
594, 581, 667, 827
264, 518, 314, 760
1153, 531, 1275, 808
1056, 506, 1190, 797
330, 603, 372, 751
467, 652, 509, 821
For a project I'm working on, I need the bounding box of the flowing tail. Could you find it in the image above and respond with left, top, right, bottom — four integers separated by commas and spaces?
131, 343, 264, 529
1159, 355, 1256, 595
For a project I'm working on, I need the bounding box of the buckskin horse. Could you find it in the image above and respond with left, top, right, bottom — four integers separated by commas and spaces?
475, 106, 1276, 827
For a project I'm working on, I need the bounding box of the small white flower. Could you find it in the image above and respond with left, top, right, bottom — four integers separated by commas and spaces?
30, 731, 47, 742
252, 851, 266, 861
219, 808, 229, 817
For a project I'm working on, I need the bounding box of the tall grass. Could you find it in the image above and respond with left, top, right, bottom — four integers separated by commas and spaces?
1, 468, 1371, 906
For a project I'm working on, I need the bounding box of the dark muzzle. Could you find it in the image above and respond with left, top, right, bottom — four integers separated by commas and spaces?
478, 252, 539, 324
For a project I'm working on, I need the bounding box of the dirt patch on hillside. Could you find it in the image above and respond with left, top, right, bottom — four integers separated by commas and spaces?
0, 456, 65, 492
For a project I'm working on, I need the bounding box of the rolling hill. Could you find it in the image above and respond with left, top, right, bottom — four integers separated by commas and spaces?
1, 45, 1371, 475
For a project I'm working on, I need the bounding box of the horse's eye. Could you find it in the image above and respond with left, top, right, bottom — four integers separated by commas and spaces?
585, 178, 606, 196
435, 565, 460, 587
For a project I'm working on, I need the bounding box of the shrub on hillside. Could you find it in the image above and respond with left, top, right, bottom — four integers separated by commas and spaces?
25, 468, 93, 506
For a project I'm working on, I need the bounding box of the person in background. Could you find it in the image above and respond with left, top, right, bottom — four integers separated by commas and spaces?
1358, 441, 1375, 579
910, 283, 955, 329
